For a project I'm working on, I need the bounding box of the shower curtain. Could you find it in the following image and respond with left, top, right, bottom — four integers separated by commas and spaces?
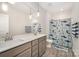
49, 18, 72, 51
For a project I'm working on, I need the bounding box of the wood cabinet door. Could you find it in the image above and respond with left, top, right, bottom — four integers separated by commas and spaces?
16, 48, 31, 57
32, 39, 38, 46
39, 36, 46, 43
38, 36, 46, 57
39, 42, 44, 56
32, 45, 38, 57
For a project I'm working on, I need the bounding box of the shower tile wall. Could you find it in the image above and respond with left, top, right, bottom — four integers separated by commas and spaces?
49, 18, 72, 51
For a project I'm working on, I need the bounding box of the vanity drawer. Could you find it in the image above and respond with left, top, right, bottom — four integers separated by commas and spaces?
0, 42, 31, 57
32, 45, 38, 57
16, 48, 31, 57
32, 50, 38, 57
39, 40, 46, 47
32, 39, 38, 46
39, 46, 45, 57
32, 45, 38, 51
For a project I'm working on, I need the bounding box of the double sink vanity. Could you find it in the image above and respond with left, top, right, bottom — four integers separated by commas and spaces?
0, 34, 46, 57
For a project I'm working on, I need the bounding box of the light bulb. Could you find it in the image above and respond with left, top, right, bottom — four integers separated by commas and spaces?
29, 15, 32, 20
60, 8, 64, 11
32, 19, 38, 23
37, 12, 40, 17
2, 3, 8, 12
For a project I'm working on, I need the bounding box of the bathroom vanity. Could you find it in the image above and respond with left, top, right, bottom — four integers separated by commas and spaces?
0, 34, 46, 57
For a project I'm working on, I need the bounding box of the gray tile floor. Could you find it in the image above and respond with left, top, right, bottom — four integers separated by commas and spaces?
43, 46, 75, 57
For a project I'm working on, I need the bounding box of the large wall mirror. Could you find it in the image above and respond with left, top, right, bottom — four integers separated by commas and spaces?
0, 14, 9, 42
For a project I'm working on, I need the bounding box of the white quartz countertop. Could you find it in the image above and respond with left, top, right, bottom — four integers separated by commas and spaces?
0, 34, 46, 53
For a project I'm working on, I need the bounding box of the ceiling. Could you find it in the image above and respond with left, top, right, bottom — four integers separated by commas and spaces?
8, 2, 75, 14
39, 2, 74, 14
9, 2, 35, 14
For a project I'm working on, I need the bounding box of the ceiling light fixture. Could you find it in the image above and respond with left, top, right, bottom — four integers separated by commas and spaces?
32, 19, 38, 23
37, 11, 39, 17
60, 8, 64, 11
1, 3, 8, 12
29, 8, 32, 20
37, 3, 40, 17
29, 14, 32, 20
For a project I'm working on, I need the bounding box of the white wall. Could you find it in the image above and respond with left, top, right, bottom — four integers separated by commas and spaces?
0, 14, 9, 34
0, 3, 29, 36
38, 10, 47, 34
0, 3, 47, 36
51, 10, 72, 20
71, 3, 79, 57
8, 6, 27, 36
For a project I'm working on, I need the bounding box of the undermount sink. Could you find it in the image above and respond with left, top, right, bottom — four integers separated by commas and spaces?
14, 38, 25, 42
